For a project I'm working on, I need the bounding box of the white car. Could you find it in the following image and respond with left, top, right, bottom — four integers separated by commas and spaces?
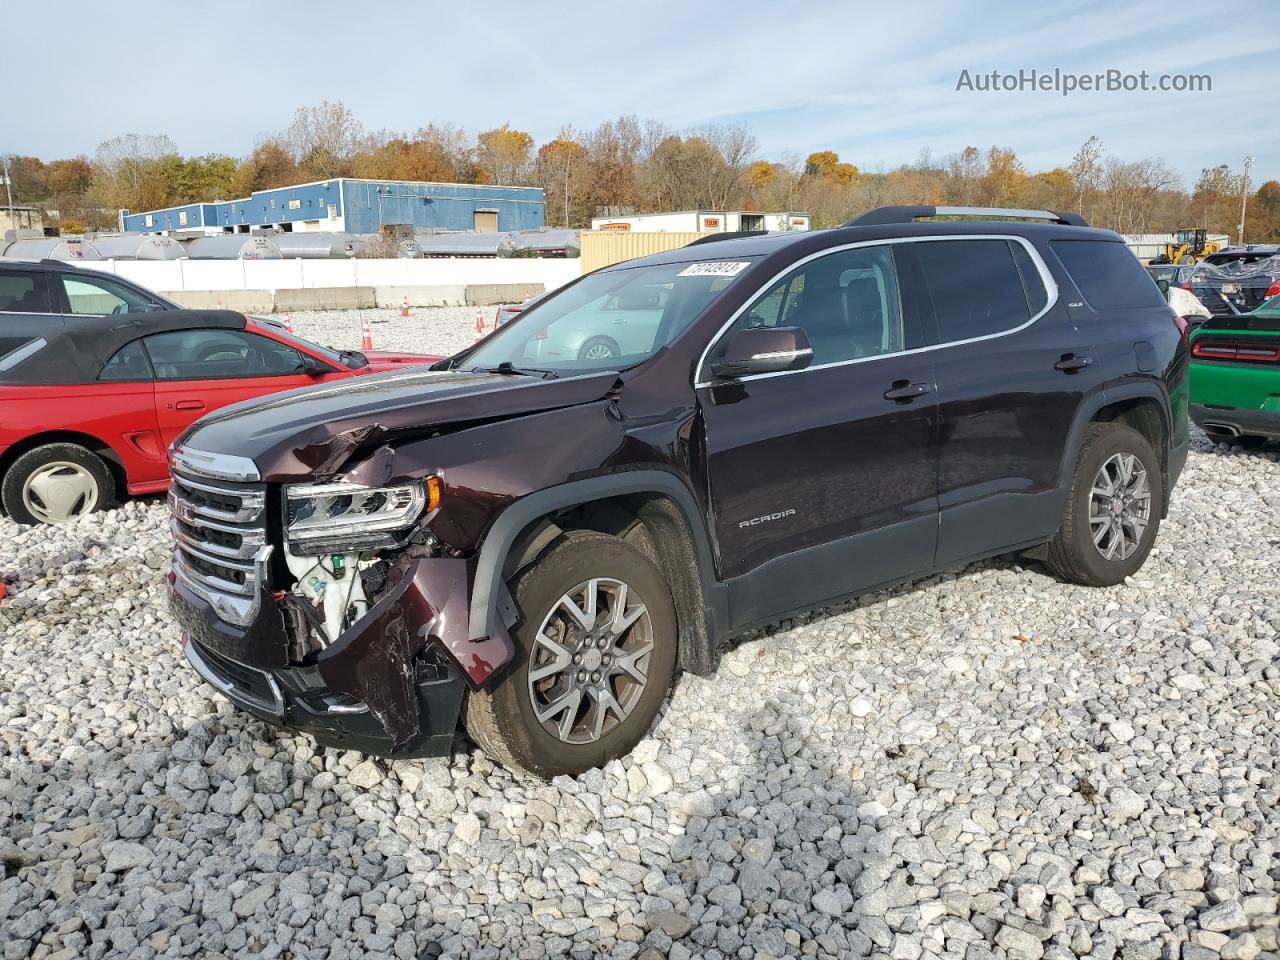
525, 284, 671, 362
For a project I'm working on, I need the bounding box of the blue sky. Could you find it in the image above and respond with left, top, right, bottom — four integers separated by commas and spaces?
6, 0, 1279, 189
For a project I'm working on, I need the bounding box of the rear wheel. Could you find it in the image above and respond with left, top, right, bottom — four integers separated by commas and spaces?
1045, 424, 1162, 587
578, 336, 621, 361
1, 443, 117, 525
464, 530, 677, 778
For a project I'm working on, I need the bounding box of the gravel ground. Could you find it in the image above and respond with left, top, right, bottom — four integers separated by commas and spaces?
281, 305, 509, 359
1, 315, 1277, 959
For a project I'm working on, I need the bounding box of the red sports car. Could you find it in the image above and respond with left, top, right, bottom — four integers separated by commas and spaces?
0, 310, 437, 524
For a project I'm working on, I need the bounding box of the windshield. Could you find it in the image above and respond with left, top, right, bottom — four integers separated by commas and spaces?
266, 327, 345, 365
464, 257, 760, 374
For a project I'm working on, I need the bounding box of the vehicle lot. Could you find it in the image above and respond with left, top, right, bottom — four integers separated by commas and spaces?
1, 308, 1278, 960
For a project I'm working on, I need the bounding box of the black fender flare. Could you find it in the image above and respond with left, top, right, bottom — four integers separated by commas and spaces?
1059, 379, 1174, 496
468, 470, 726, 649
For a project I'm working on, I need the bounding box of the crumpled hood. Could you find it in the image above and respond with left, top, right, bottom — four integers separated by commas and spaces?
180, 367, 621, 480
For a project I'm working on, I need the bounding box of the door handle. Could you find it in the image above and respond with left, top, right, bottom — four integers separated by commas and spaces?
883, 380, 930, 402
1054, 354, 1092, 373
173, 400, 206, 411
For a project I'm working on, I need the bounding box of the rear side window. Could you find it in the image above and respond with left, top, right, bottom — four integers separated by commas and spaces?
0, 272, 48, 313
99, 340, 153, 381
1052, 240, 1167, 310
914, 239, 1034, 344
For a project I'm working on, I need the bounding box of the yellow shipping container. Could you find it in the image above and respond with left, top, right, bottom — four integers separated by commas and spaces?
579, 231, 707, 274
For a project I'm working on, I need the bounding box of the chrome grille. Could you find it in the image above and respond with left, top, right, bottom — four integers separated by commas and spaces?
169, 449, 271, 627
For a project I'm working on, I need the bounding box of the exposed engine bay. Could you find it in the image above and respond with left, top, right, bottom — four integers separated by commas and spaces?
282, 547, 377, 655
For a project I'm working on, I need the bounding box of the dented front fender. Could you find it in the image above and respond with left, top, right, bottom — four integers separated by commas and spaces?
315, 555, 515, 745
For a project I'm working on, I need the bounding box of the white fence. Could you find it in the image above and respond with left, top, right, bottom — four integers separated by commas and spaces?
77, 256, 581, 294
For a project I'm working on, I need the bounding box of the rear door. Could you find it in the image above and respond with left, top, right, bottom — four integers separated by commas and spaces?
697, 242, 939, 628
905, 236, 1091, 565
142, 328, 345, 448
0, 268, 58, 358
55, 271, 166, 317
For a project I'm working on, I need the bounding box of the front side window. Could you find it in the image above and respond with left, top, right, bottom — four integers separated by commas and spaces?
464, 257, 760, 374
143, 329, 306, 380
914, 239, 1036, 343
713, 245, 904, 367
0, 271, 48, 313
61, 275, 158, 316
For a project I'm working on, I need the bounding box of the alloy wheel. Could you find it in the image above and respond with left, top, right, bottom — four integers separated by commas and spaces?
22, 461, 99, 523
527, 577, 653, 743
584, 344, 615, 360
1088, 452, 1151, 561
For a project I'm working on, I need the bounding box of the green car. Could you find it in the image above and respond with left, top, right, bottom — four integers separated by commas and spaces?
1189, 294, 1280, 446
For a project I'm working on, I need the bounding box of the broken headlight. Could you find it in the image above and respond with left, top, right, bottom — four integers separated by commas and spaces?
284, 479, 429, 552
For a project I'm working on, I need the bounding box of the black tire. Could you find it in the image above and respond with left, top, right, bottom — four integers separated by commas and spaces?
1045, 423, 1162, 587
464, 530, 677, 779
577, 336, 620, 361
1, 443, 117, 525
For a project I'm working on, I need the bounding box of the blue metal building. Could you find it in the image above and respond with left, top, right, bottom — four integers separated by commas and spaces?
119, 179, 545, 235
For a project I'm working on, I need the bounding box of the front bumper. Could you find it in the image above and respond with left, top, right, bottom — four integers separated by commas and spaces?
1191, 403, 1280, 440
170, 553, 515, 754
182, 633, 463, 758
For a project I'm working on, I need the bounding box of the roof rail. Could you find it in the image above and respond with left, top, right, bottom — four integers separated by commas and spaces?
845, 205, 1088, 228
685, 230, 768, 246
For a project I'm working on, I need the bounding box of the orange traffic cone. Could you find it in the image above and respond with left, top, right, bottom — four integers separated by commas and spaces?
474, 307, 486, 342
283, 313, 293, 334
401, 295, 409, 318
360, 315, 374, 351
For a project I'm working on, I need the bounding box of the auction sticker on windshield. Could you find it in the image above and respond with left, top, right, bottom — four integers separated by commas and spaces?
679, 261, 751, 277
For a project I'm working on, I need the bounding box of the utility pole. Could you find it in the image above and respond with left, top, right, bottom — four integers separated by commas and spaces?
563, 155, 571, 228
1, 154, 14, 232
1238, 155, 1254, 245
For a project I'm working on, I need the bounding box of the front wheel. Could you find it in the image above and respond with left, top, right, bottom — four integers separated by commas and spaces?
1, 443, 117, 525
1045, 423, 1162, 586
463, 530, 677, 778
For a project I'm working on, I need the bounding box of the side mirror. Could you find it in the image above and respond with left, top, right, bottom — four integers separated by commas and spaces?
710, 326, 813, 380
300, 353, 331, 376
1156, 279, 1170, 296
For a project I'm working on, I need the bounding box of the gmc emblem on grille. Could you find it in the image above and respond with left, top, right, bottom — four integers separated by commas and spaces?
175, 500, 196, 524
739, 508, 796, 529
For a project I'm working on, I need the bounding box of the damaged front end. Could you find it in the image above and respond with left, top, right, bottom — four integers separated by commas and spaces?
167, 443, 515, 758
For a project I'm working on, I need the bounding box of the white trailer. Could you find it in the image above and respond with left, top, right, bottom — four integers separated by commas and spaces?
590, 210, 810, 233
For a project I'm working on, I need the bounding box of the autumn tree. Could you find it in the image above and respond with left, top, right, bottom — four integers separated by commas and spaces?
536, 132, 587, 226
977, 147, 1030, 207
233, 139, 298, 195
1252, 181, 1280, 241
1192, 164, 1242, 235
46, 157, 93, 198
476, 124, 534, 185
353, 137, 457, 183
804, 150, 858, 184
286, 101, 362, 179
4, 156, 47, 202
89, 133, 180, 213
1069, 136, 1104, 218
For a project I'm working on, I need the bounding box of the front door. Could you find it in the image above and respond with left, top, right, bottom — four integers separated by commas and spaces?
696, 243, 939, 629
141, 328, 341, 448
